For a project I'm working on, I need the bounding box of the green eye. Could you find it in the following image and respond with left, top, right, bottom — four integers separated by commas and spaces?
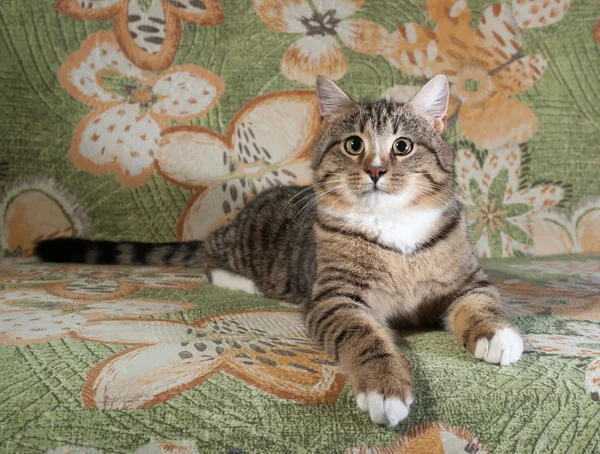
344, 136, 364, 155
393, 138, 413, 156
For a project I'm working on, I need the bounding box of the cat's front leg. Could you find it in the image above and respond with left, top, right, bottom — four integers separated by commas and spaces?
305, 296, 413, 426
444, 274, 523, 366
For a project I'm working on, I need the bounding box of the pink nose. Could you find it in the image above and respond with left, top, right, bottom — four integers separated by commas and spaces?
366, 167, 387, 183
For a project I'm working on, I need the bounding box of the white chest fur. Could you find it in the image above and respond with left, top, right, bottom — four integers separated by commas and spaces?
323, 203, 445, 254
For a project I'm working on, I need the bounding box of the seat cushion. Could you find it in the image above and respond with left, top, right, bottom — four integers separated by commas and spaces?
0, 255, 598, 453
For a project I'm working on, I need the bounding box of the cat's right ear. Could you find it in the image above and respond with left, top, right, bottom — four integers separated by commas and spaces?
316, 75, 355, 118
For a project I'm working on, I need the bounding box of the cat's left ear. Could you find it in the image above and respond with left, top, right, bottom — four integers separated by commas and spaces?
407, 74, 449, 133
316, 75, 355, 118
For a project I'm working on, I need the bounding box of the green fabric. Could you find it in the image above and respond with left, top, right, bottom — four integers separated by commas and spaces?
0, 255, 599, 453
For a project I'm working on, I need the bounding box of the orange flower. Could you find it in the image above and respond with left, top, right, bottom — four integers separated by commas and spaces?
346, 422, 489, 454
73, 310, 344, 409
384, 0, 547, 149
55, 0, 223, 71
253, 0, 389, 85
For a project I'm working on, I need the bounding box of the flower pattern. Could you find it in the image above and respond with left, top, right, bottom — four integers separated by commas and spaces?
525, 320, 600, 401
497, 277, 600, 322
58, 30, 224, 187
530, 197, 600, 256
0, 289, 191, 345
73, 310, 344, 409
0, 261, 206, 300
345, 423, 489, 454
156, 90, 319, 240
47, 440, 200, 454
511, 0, 571, 29
253, 0, 390, 85
56, 0, 224, 71
455, 144, 564, 257
0, 177, 89, 257
383, 1, 547, 149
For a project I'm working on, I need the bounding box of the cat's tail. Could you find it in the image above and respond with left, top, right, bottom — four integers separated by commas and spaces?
34, 238, 206, 267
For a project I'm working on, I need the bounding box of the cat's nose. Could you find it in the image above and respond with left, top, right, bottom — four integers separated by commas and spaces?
366, 167, 387, 183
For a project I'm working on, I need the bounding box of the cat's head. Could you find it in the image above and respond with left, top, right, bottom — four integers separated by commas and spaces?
311, 75, 454, 213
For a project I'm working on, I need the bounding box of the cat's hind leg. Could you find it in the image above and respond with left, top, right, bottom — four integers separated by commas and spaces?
207, 268, 263, 296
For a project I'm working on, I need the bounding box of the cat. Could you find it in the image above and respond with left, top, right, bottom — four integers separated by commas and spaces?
35, 74, 523, 427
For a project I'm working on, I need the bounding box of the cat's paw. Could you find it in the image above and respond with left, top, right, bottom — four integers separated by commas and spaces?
474, 327, 523, 366
350, 355, 413, 426
355, 391, 414, 427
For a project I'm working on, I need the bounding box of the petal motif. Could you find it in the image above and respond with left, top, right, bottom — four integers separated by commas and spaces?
491, 55, 547, 95
512, 0, 571, 29
426, 0, 476, 73
454, 148, 483, 205
57, 30, 145, 107
113, 0, 183, 71
252, 0, 313, 33
575, 199, 600, 254
346, 422, 489, 454
55, 0, 121, 21
281, 35, 347, 85
336, 19, 391, 55
0, 310, 87, 345
385, 25, 438, 77
157, 126, 234, 188
531, 212, 575, 255
229, 91, 319, 165
313, 0, 365, 18
134, 440, 201, 454
178, 181, 249, 241
458, 96, 538, 149
178, 161, 312, 241
227, 336, 344, 403
475, 3, 523, 71
0, 177, 89, 256
82, 340, 224, 409
151, 65, 225, 122
70, 104, 159, 187
167, 0, 224, 25
594, 20, 600, 43
73, 319, 201, 345
383, 85, 421, 103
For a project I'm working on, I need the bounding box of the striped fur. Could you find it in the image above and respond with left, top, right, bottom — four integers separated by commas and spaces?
35, 75, 522, 426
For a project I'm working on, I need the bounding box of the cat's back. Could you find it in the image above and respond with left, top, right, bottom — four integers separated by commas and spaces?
205, 185, 318, 304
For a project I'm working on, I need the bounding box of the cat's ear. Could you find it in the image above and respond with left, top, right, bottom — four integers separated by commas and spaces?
316, 75, 355, 118
407, 74, 449, 133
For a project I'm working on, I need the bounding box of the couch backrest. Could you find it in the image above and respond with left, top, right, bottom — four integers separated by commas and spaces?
0, 0, 599, 259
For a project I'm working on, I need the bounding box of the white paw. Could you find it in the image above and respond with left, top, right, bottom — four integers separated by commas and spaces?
355, 392, 413, 426
474, 327, 523, 366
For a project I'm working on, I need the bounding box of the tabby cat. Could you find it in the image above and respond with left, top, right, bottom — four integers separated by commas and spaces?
35, 74, 523, 426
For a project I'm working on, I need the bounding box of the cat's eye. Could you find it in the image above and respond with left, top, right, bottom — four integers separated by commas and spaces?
392, 138, 413, 156
344, 136, 364, 155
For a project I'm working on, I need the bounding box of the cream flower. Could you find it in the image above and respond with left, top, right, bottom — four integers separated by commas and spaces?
58, 31, 224, 187
0, 289, 191, 345
253, 0, 389, 85
56, 0, 224, 71
156, 90, 320, 240
73, 310, 344, 409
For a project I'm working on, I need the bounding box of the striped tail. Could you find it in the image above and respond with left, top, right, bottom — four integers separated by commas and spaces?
34, 238, 206, 267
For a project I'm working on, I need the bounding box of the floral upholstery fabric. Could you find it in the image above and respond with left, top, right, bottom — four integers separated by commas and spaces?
0, 256, 599, 453
0, 0, 599, 258
1, 0, 600, 453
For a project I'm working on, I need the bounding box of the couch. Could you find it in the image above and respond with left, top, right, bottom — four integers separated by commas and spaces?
1, 1, 599, 453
